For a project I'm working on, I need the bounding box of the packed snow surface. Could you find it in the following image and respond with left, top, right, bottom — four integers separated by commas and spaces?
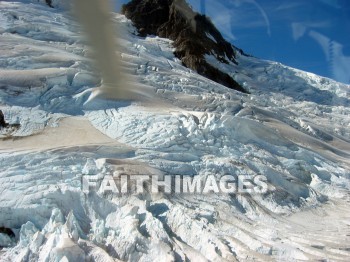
0, 1, 349, 261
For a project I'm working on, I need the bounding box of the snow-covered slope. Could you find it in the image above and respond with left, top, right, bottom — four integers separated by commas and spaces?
0, 1, 349, 261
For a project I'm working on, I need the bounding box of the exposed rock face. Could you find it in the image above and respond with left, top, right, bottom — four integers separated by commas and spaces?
122, 0, 248, 93
0, 110, 8, 128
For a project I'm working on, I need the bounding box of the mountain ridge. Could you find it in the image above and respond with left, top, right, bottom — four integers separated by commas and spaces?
122, 0, 248, 93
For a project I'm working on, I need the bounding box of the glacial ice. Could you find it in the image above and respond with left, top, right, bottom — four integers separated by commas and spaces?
0, 1, 349, 261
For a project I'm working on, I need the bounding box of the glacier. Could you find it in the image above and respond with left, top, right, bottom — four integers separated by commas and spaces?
0, 1, 349, 261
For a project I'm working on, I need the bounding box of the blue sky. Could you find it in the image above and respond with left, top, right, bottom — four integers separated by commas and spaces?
114, 0, 350, 84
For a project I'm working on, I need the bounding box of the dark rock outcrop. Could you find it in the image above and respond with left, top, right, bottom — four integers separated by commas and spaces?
122, 0, 248, 93
0, 110, 8, 128
45, 0, 54, 8
0, 227, 15, 248
0, 227, 15, 238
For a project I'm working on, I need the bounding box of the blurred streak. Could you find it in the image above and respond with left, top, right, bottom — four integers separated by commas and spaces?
318, 0, 341, 9
196, 0, 270, 40
309, 30, 350, 84
246, 0, 271, 37
72, 0, 150, 102
232, 0, 271, 36
291, 22, 350, 84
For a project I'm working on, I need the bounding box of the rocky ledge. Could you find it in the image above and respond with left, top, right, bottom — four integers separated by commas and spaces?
0, 110, 8, 128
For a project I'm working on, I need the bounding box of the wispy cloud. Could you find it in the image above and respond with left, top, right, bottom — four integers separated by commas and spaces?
291, 23, 307, 41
